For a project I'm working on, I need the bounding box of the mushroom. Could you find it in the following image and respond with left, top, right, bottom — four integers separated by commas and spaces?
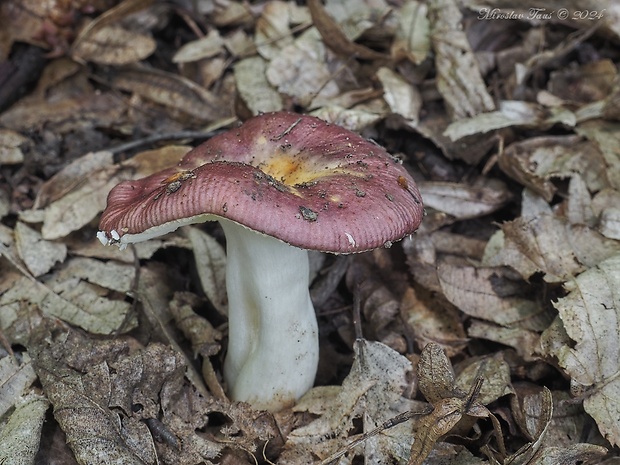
97, 112, 423, 411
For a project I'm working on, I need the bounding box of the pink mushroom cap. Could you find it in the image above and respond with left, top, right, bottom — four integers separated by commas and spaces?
98, 111, 423, 252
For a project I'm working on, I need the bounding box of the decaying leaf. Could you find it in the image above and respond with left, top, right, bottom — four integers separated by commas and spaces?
575, 121, 620, 190
1, 272, 135, 335
28, 330, 158, 464
266, 28, 340, 108
377, 66, 422, 123
418, 178, 511, 220
71, 0, 156, 65
307, 0, 388, 61
0, 392, 49, 465
169, 292, 222, 359
255, 1, 309, 60
110, 67, 228, 124
285, 340, 417, 463
543, 253, 620, 447
401, 286, 468, 357
234, 56, 283, 114
428, 0, 495, 119
173, 29, 225, 64
391, 1, 430, 64
498, 135, 609, 201
437, 261, 552, 331
2, 0, 620, 461
14, 221, 67, 277
72, 23, 156, 65
411, 343, 499, 465
0, 128, 28, 165
0, 353, 37, 419
186, 227, 228, 316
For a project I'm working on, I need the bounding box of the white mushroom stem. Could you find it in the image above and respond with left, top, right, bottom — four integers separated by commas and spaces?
218, 218, 319, 411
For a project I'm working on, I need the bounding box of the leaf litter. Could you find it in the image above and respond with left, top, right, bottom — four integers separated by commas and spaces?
1, 0, 620, 463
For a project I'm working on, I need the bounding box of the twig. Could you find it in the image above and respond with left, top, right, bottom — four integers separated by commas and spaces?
109, 128, 229, 155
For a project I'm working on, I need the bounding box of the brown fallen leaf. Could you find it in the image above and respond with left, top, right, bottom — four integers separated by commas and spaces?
307, 0, 389, 61
14, 221, 67, 277
418, 178, 511, 220
266, 28, 340, 108
0, 392, 50, 464
401, 286, 468, 357
428, 0, 495, 119
284, 340, 418, 463
411, 343, 500, 465
498, 135, 609, 201
391, 1, 430, 64
28, 327, 168, 464
234, 56, 283, 114
542, 253, 620, 447
377, 66, 422, 123
109, 66, 229, 124
437, 260, 552, 331
71, 0, 156, 65
169, 291, 222, 359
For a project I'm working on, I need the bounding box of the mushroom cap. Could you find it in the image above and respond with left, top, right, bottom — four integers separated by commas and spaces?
98, 112, 423, 253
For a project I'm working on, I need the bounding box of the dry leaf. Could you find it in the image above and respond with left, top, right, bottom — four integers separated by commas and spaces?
428, 0, 495, 119
234, 56, 283, 114
455, 353, 514, 406
0, 392, 49, 465
28, 328, 185, 465
591, 188, 620, 240
169, 292, 222, 358
186, 227, 228, 316
531, 444, 608, 465
445, 101, 576, 141
391, 1, 430, 64
499, 215, 586, 282
401, 286, 468, 357
467, 320, 540, 362
418, 178, 511, 220
566, 175, 596, 226
0, 87, 124, 133
501, 388, 553, 465
266, 28, 340, 108
173, 29, 225, 63
285, 340, 416, 463
376, 67, 422, 123
485, 188, 620, 282
575, 121, 620, 190
71, 0, 156, 65
0, 128, 28, 165
14, 221, 67, 277
498, 135, 609, 201
72, 24, 156, 65
110, 67, 228, 124
412, 344, 497, 465
0, 354, 37, 418
35, 151, 116, 209
307, 0, 388, 61
437, 261, 552, 331
417, 342, 459, 403
543, 253, 620, 447
254, 1, 307, 60
38, 152, 120, 241
310, 105, 384, 132
548, 59, 617, 104
1, 274, 134, 335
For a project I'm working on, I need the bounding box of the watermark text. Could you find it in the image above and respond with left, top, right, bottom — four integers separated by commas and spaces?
477, 7, 606, 21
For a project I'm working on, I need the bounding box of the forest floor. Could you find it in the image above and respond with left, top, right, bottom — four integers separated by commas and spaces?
1, 0, 619, 464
